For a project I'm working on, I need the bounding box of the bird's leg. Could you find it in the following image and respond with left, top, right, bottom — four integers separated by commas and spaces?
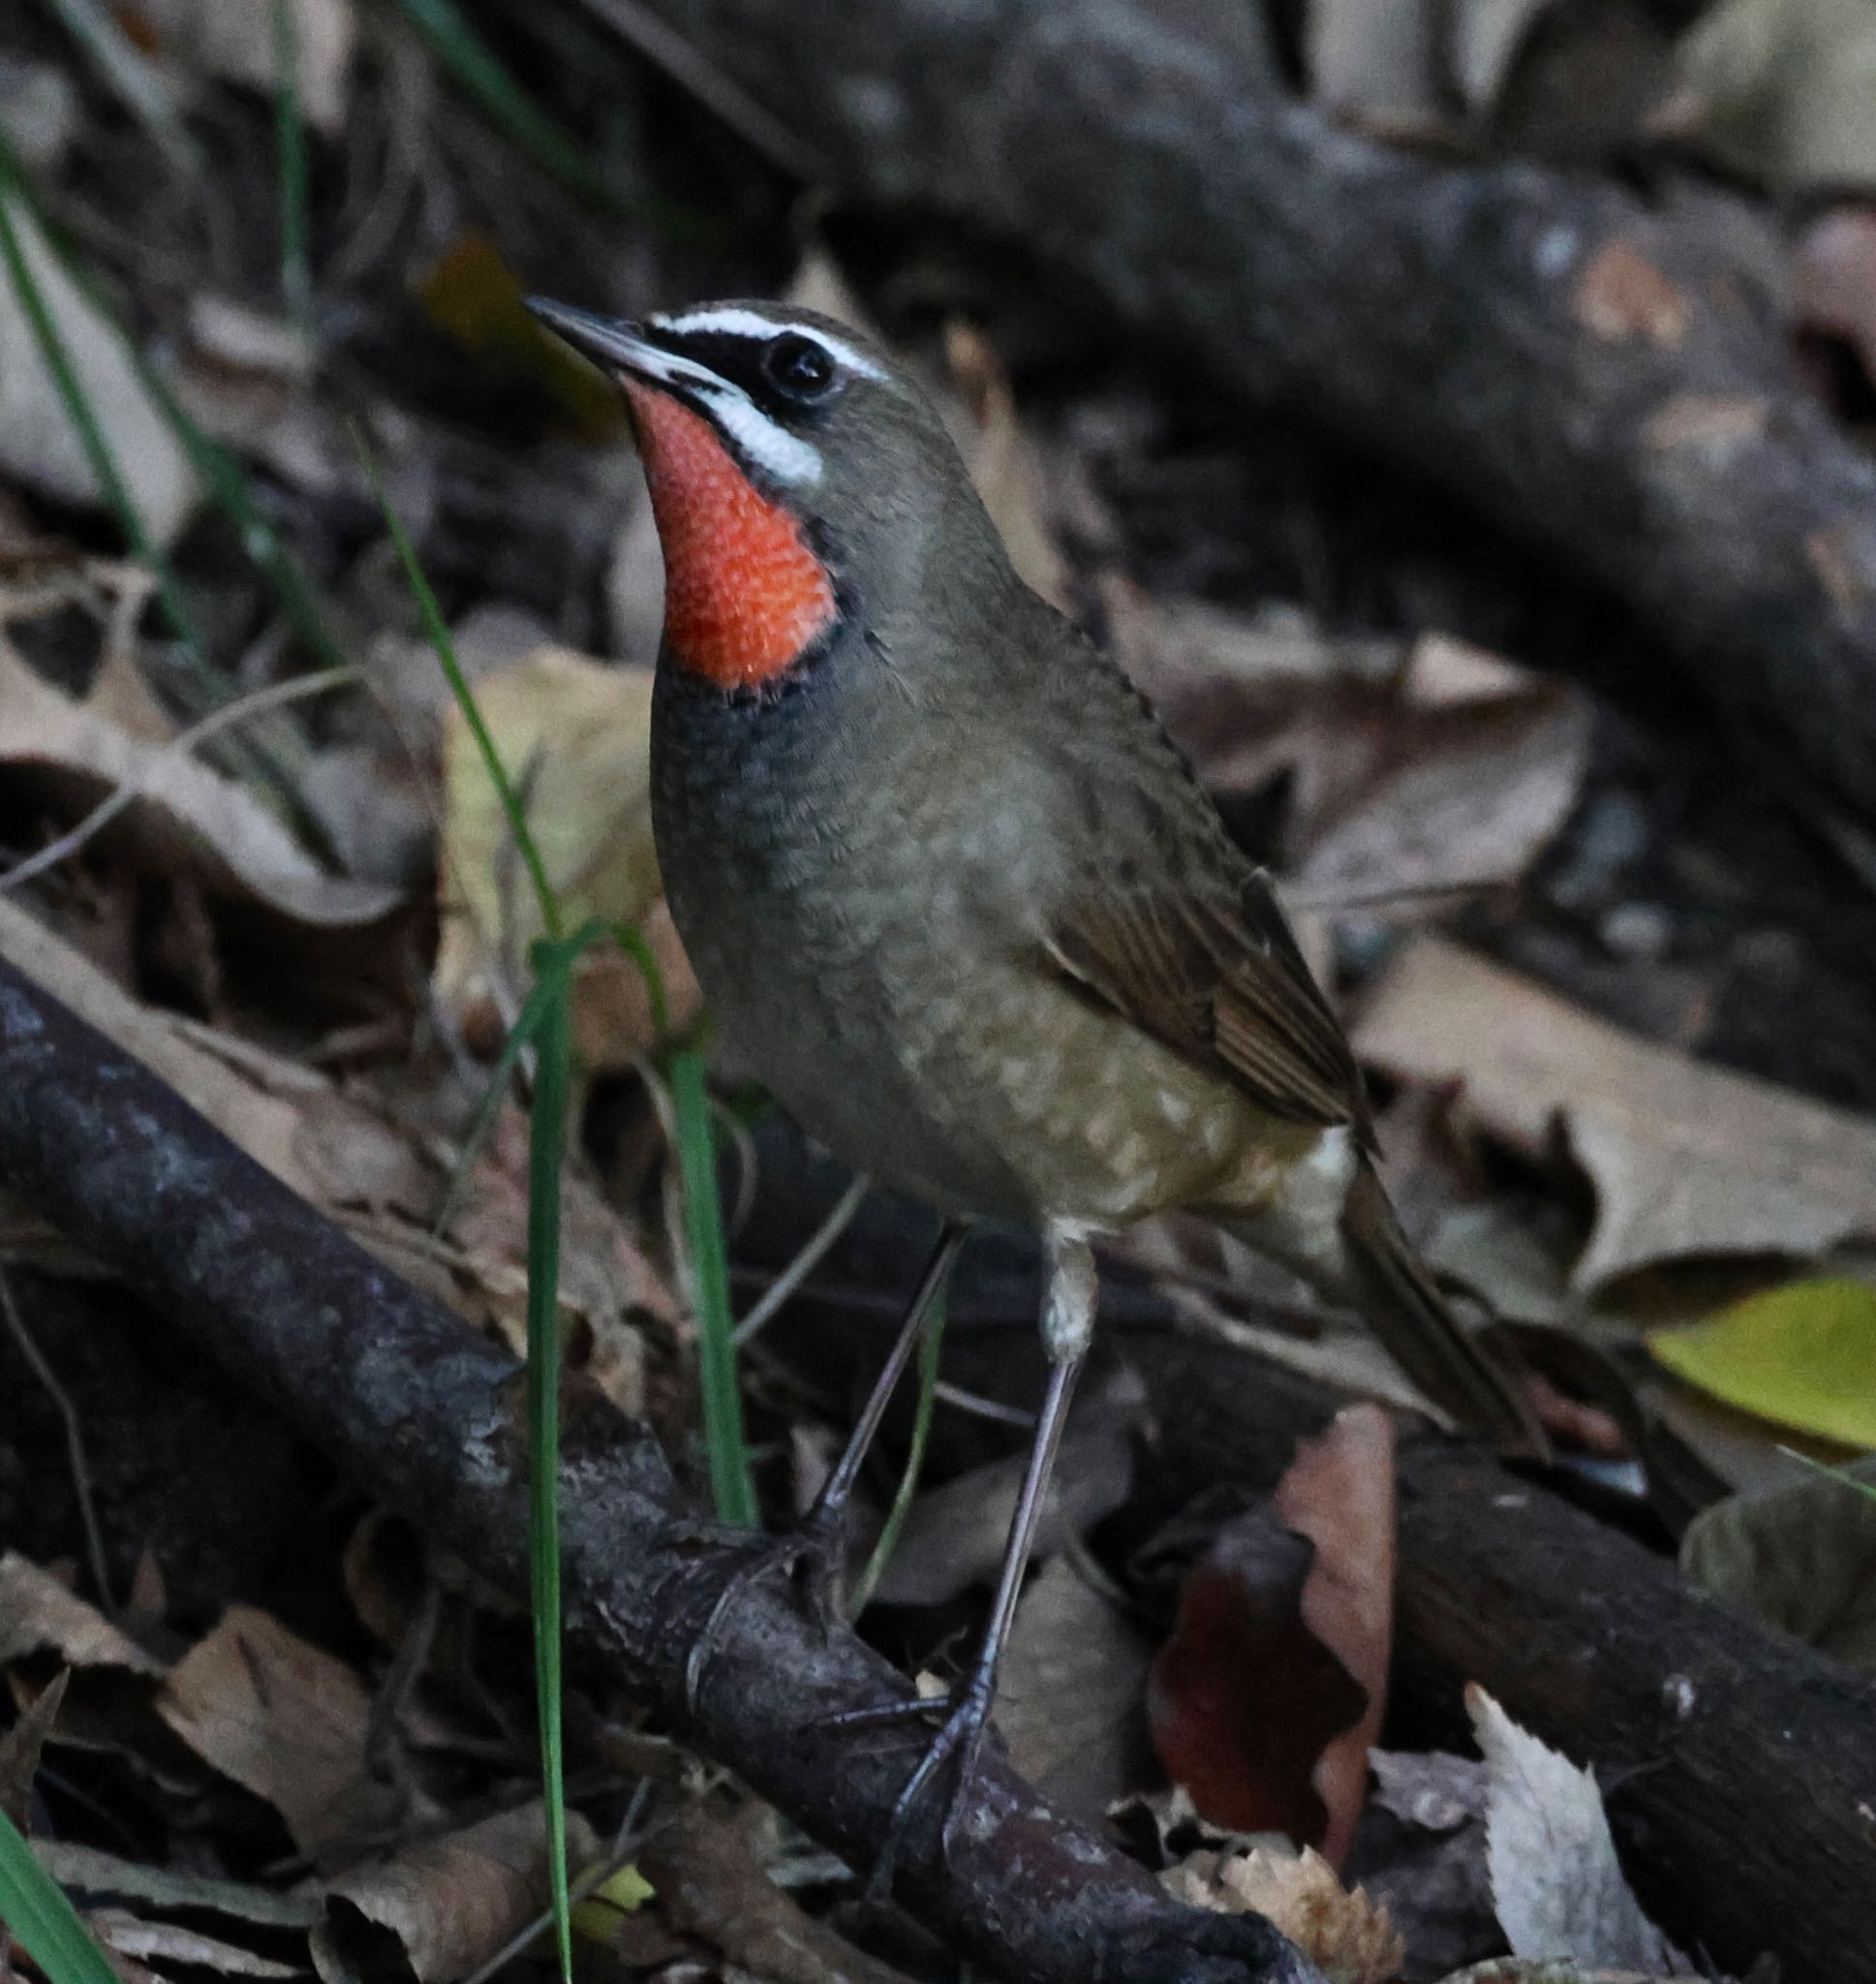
845, 1225, 1096, 1898
682, 1222, 965, 1712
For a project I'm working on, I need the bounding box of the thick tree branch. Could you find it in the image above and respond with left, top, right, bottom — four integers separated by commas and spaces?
733, 1141, 1876, 1984
0, 951, 1320, 1984
629, 0, 1876, 818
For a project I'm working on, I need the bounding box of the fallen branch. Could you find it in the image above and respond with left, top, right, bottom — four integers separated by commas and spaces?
733, 1150, 1876, 1984
628, 0, 1876, 820
0, 949, 1322, 1984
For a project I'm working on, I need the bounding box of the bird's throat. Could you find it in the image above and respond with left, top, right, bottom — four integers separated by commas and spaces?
625, 383, 836, 691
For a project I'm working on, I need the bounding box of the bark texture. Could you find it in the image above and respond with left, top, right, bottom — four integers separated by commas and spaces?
629, 0, 1876, 817
0, 951, 1321, 1984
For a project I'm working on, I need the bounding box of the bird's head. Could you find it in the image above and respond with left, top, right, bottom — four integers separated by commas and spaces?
529, 296, 1005, 694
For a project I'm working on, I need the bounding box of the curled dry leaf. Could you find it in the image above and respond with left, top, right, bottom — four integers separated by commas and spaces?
1166, 1844, 1404, 1984
1465, 1686, 1690, 1975
1149, 1405, 1395, 1870
0, 1554, 164, 1677
0, 642, 402, 928
156, 1607, 424, 1857
1354, 938, 1876, 1285
0, 199, 198, 542
87, 1911, 300, 1981
433, 644, 700, 1067
1680, 1455, 1876, 1672
310, 1800, 598, 1984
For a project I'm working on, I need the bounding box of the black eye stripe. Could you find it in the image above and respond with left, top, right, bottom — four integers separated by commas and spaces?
643, 325, 840, 420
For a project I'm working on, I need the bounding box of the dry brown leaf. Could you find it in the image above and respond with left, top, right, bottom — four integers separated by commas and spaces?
1466, 1687, 1690, 1975
1369, 1750, 1487, 1834
1107, 592, 1588, 909
999, 1553, 1155, 1819
32, 1844, 318, 1932
434, 645, 700, 1067
1354, 937, 1876, 1285
1797, 204, 1876, 383
0, 1554, 165, 1676
88, 1911, 299, 1981
310, 1801, 594, 1984
0, 642, 401, 927
634, 1801, 912, 1984
0, 898, 433, 1223
0, 199, 198, 542
138, 0, 356, 133
156, 1607, 422, 1856
1149, 1406, 1396, 1869
867, 1376, 1141, 1608
1167, 1844, 1404, 1984
0, 1668, 68, 1828
945, 321, 1073, 613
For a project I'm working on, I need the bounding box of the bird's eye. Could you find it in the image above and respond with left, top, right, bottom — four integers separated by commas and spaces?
761, 331, 837, 400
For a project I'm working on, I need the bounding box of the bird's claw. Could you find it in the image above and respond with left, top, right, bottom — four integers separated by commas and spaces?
678, 1507, 847, 1715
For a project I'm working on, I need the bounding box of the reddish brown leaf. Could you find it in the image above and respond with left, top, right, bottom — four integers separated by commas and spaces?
1148, 1406, 1396, 1868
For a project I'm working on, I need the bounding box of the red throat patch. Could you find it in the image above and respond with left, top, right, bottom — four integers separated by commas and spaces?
624, 381, 836, 690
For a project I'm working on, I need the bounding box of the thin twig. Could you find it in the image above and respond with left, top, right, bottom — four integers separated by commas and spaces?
0, 1267, 113, 1611
0, 666, 364, 895
733, 1172, 870, 1348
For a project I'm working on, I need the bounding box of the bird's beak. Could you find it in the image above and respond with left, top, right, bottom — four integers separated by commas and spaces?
526, 296, 720, 399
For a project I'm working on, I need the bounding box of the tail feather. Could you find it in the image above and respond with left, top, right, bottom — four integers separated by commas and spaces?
1338, 1162, 1550, 1458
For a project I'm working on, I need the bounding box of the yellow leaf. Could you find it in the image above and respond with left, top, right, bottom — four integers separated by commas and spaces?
1648, 1277, 1876, 1448
571, 1860, 655, 1937
434, 645, 700, 1067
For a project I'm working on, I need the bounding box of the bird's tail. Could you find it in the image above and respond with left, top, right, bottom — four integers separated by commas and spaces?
1338, 1162, 1550, 1458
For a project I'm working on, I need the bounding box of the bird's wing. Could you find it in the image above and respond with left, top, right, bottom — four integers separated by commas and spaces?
1044, 858, 1371, 1140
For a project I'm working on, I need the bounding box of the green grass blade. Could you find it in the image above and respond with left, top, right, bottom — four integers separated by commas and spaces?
524, 955, 575, 1984
44, 0, 200, 177
0, 1811, 121, 1984
670, 1048, 755, 1526
272, 0, 315, 343
0, 181, 203, 665
849, 1288, 945, 1617
359, 438, 561, 941
387, 0, 696, 231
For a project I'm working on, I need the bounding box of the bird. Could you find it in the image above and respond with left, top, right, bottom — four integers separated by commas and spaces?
527, 292, 1545, 1870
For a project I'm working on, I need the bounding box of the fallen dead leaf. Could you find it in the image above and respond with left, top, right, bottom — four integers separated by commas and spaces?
32, 1844, 318, 1932
1368, 1749, 1487, 1834
0, 197, 198, 542
1166, 1844, 1404, 1984
945, 320, 1073, 613
1108, 592, 1588, 911
1680, 1456, 1876, 1670
999, 1553, 1155, 1819
310, 1800, 595, 1984
88, 1911, 299, 1981
1354, 938, 1876, 1285
0, 1554, 165, 1677
434, 644, 700, 1067
866, 1375, 1141, 1608
1570, 241, 1690, 348
156, 1606, 423, 1857
1797, 205, 1876, 383
0, 640, 401, 928
1664, 0, 1876, 192
1466, 1686, 1690, 1974
0, 1667, 67, 1828
1149, 1406, 1395, 1869
138, 0, 357, 134
632, 1800, 913, 1984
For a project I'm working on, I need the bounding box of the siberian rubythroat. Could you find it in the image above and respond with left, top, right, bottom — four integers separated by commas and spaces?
529, 294, 1544, 1860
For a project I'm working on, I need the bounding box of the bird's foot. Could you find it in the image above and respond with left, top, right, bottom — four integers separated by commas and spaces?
675, 1505, 846, 1715
828, 1673, 998, 1900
